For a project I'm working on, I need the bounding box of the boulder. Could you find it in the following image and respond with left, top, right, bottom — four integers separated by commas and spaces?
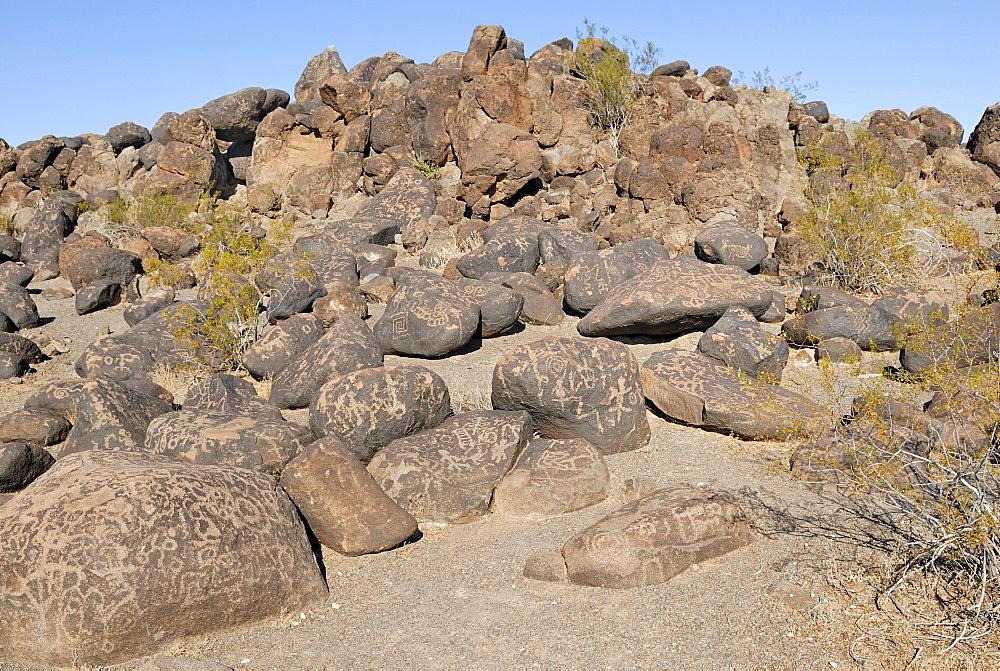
60, 375, 174, 456
75, 279, 122, 315
577, 258, 774, 337
324, 168, 435, 245
0, 262, 32, 286
373, 272, 480, 357
75, 338, 157, 382
241, 313, 325, 381
797, 285, 870, 312
269, 316, 383, 409
781, 305, 897, 351
455, 234, 540, 279
641, 349, 822, 440
0, 281, 39, 330
368, 410, 532, 524
105, 121, 151, 154
183, 373, 282, 421
310, 365, 451, 462
697, 305, 789, 380
0, 333, 43, 365
0, 408, 70, 447
488, 271, 563, 326
492, 438, 610, 520
694, 221, 769, 271
0, 442, 55, 492
0, 450, 327, 666
492, 336, 650, 454
967, 103, 1000, 177
312, 286, 368, 326
561, 486, 753, 588
123, 296, 173, 327
279, 436, 418, 555
458, 278, 523, 337
295, 46, 348, 103
59, 245, 142, 292
563, 238, 671, 314
199, 87, 283, 143
145, 411, 311, 477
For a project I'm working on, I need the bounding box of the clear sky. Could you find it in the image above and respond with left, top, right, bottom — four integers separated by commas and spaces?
2, 0, 996, 147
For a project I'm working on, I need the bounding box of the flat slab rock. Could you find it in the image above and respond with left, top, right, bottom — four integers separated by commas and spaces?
641, 349, 823, 440
492, 438, 610, 520
577, 258, 774, 337
491, 335, 650, 454
0, 450, 327, 667
560, 485, 754, 589
368, 410, 532, 524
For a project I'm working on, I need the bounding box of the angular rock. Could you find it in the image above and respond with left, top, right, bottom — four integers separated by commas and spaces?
123, 296, 173, 327
0, 450, 327, 666
0, 280, 39, 330
141, 226, 200, 261
577, 259, 774, 337
75, 279, 122, 315
0, 408, 70, 447
324, 168, 434, 245
0, 442, 55, 492
146, 411, 312, 476
295, 46, 348, 103
563, 238, 671, 314
697, 305, 789, 380
199, 87, 280, 143
241, 313, 325, 381
310, 365, 451, 461
184, 373, 282, 421
538, 228, 600, 266
455, 234, 540, 279
312, 286, 368, 326
489, 272, 563, 326
373, 272, 480, 357
368, 410, 532, 524
816, 337, 862, 363
641, 349, 822, 440
458, 278, 523, 337
269, 316, 383, 409
694, 221, 769, 271
492, 336, 650, 454
266, 275, 326, 322
280, 436, 418, 555
493, 438, 610, 520
781, 305, 897, 351
60, 246, 142, 292
105, 122, 151, 153
561, 486, 753, 588
0, 262, 32, 286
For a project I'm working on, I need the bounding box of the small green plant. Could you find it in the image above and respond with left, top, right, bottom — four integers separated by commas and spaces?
414, 156, 441, 180
92, 193, 203, 240
0, 210, 17, 237
796, 130, 978, 294
566, 18, 660, 154
732, 66, 818, 103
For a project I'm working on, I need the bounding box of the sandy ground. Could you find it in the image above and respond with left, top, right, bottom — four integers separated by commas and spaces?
0, 275, 961, 668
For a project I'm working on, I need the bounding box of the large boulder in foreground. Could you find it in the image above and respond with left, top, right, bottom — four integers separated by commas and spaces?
561, 486, 753, 588
576, 258, 773, 337
0, 451, 327, 666
491, 336, 650, 454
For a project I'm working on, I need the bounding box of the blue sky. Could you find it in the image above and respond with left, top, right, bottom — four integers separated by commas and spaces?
2, 1, 996, 147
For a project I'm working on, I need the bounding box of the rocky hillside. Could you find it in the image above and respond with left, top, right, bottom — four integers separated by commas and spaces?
1, 24, 1000, 667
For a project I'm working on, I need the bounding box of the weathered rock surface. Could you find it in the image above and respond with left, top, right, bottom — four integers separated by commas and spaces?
697, 305, 789, 380
280, 436, 418, 555
577, 259, 773, 337
781, 305, 897, 351
241, 313, 325, 381
563, 238, 670, 315
458, 278, 523, 337
492, 438, 610, 520
270, 316, 383, 409
641, 349, 822, 440
0, 450, 327, 666
310, 365, 451, 461
492, 336, 650, 454
184, 373, 282, 421
694, 221, 768, 270
0, 408, 71, 447
561, 486, 753, 588
368, 410, 532, 524
0, 281, 39, 330
373, 272, 480, 357
0, 442, 55, 492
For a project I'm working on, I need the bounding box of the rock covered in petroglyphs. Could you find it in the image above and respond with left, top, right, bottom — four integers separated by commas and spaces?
145, 411, 312, 477
455, 233, 540, 279
491, 336, 650, 454
538, 227, 600, 266
368, 410, 532, 524
0, 262, 33, 286
563, 238, 670, 315
0, 442, 55, 492
310, 365, 451, 462
270, 315, 383, 409
0, 451, 327, 666
75, 337, 157, 382
60, 374, 174, 456
324, 168, 435, 245
694, 221, 769, 270
781, 304, 897, 351
0, 408, 70, 447
312, 285, 369, 326
183, 373, 283, 421
561, 486, 753, 588
123, 296, 173, 327
241, 313, 325, 381
265, 275, 326, 322
458, 278, 523, 337
497, 272, 564, 326
22, 379, 87, 423
641, 349, 822, 440
492, 438, 610, 520
373, 271, 480, 357
577, 258, 774, 337
0, 280, 39, 331
697, 305, 789, 380
75, 279, 122, 315
280, 436, 418, 555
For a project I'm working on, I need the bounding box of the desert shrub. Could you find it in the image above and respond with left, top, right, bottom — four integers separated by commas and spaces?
0, 209, 18, 237
92, 193, 203, 240
566, 18, 660, 154
171, 203, 294, 372
414, 156, 441, 180
796, 130, 979, 294
732, 67, 818, 103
